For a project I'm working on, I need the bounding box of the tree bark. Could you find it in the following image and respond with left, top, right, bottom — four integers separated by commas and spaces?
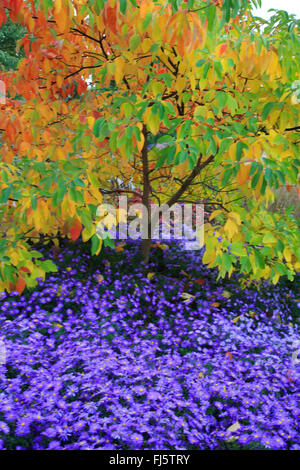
141, 125, 151, 264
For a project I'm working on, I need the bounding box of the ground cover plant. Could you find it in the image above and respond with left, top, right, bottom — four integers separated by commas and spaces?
0, 0, 300, 292
0, 0, 299, 453
0, 237, 299, 450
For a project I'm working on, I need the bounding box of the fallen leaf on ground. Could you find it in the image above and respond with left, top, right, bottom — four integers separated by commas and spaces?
180, 292, 196, 304
232, 314, 243, 323
226, 421, 241, 434
147, 272, 155, 280
222, 290, 232, 298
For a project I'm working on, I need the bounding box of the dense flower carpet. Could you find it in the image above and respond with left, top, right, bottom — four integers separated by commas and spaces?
0, 239, 299, 450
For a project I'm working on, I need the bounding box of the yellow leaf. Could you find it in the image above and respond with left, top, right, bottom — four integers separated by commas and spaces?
283, 247, 292, 263
176, 76, 186, 95
224, 218, 238, 238
114, 56, 125, 85
136, 130, 145, 152
81, 226, 95, 242
232, 314, 243, 323
209, 210, 222, 221
222, 290, 232, 298
158, 244, 169, 251
87, 116, 95, 130
180, 293, 196, 304
54, 0, 62, 13
141, 38, 152, 53
147, 272, 155, 280
226, 421, 241, 435
151, 81, 164, 97
56, 75, 64, 88
145, 109, 160, 135
228, 212, 241, 225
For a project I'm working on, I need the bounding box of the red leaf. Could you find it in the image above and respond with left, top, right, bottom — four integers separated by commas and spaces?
194, 278, 205, 286
79, 112, 87, 124
104, 5, 118, 35
219, 43, 228, 55
0, 9, 7, 28
70, 219, 82, 241
20, 266, 30, 273
92, 110, 101, 119
77, 80, 87, 96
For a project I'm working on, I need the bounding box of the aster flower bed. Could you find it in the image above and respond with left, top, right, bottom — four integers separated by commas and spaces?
0, 239, 299, 450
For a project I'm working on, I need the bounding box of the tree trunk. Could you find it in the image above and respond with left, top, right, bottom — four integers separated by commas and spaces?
141, 237, 151, 264
141, 125, 151, 264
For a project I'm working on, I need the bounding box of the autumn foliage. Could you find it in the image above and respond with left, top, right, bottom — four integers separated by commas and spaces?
0, 0, 299, 293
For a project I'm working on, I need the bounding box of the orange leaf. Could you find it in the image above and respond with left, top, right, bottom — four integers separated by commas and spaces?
6, 122, 16, 142
236, 164, 251, 186
217, 43, 228, 56
104, 5, 118, 35
70, 219, 82, 241
12, 277, 26, 295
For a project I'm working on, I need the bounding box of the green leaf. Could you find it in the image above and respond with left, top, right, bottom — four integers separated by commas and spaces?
222, 167, 233, 186
142, 12, 152, 30
213, 61, 223, 80
262, 102, 277, 121
262, 232, 277, 244
254, 251, 265, 269
129, 34, 140, 51
203, 62, 211, 79
91, 234, 100, 256
230, 241, 246, 256
236, 142, 248, 162
207, 4, 216, 31
93, 117, 106, 138
119, 0, 127, 15
69, 186, 84, 203
41, 259, 58, 273
215, 91, 227, 109
103, 235, 115, 248
251, 166, 262, 188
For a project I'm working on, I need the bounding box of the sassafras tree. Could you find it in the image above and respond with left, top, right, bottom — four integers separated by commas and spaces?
0, 0, 299, 293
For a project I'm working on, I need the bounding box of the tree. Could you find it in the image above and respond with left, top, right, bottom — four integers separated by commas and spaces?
0, 18, 26, 71
0, 0, 299, 294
